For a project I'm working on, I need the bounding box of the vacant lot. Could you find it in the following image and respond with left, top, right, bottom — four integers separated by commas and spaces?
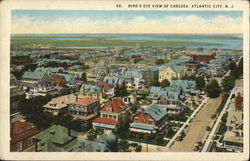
169, 96, 222, 152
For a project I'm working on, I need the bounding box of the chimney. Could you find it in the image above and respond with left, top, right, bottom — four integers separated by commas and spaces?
68, 127, 71, 136
34, 139, 38, 152
141, 105, 147, 115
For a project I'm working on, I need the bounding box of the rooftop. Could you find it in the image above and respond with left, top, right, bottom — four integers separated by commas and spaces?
93, 117, 119, 125
73, 98, 98, 106
101, 98, 127, 113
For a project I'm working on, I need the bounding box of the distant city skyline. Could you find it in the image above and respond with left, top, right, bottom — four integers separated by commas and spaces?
11, 10, 243, 34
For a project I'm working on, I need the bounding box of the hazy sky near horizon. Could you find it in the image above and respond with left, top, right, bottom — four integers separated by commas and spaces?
11, 10, 243, 34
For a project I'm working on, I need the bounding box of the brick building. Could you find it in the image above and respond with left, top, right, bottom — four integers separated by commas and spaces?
187, 53, 216, 63
92, 98, 129, 131
10, 121, 39, 152
141, 67, 159, 83
68, 98, 100, 127
129, 104, 168, 134
47, 74, 66, 87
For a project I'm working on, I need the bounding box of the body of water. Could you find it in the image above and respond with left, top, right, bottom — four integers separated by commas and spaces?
11, 33, 243, 50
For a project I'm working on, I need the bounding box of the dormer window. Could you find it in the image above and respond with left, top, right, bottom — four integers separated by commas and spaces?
107, 108, 112, 112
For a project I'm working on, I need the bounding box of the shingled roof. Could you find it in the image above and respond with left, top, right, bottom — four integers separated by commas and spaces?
137, 104, 167, 121
101, 98, 127, 113
11, 121, 39, 143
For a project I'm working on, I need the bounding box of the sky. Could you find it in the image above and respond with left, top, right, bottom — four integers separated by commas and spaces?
11, 10, 243, 34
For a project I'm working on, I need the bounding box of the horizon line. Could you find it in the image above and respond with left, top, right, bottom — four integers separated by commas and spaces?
11, 33, 243, 35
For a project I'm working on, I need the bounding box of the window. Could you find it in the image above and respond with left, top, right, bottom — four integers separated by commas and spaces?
17, 141, 23, 151
28, 138, 33, 146
149, 120, 154, 125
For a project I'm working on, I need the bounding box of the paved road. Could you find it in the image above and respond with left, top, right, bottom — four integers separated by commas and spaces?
169, 96, 222, 152
164, 97, 209, 150
201, 88, 235, 152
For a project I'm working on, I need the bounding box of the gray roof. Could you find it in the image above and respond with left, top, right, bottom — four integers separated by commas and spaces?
33, 125, 78, 152
22, 68, 49, 80
138, 104, 167, 121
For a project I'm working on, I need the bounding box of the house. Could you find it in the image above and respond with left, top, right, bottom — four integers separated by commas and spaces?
11, 55, 32, 66
92, 98, 129, 131
21, 68, 55, 95
10, 73, 18, 86
60, 74, 76, 85
170, 80, 198, 95
235, 93, 243, 112
78, 84, 103, 100
47, 74, 66, 87
43, 94, 77, 115
10, 121, 40, 152
98, 81, 116, 98
21, 68, 51, 83
164, 105, 184, 115
68, 98, 100, 127
71, 130, 118, 152
185, 60, 200, 75
124, 70, 145, 90
122, 94, 137, 105
103, 75, 125, 86
148, 86, 184, 105
141, 67, 159, 83
159, 65, 185, 83
10, 85, 25, 114
223, 92, 243, 152
129, 104, 168, 134
187, 53, 216, 63
26, 125, 78, 152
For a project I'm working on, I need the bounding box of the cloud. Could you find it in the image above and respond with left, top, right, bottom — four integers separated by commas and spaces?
11, 14, 243, 34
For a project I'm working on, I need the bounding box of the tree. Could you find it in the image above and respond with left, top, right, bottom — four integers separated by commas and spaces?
150, 81, 160, 87
130, 102, 140, 114
155, 59, 164, 65
118, 140, 130, 152
20, 95, 53, 130
206, 79, 221, 98
237, 58, 243, 77
228, 61, 237, 70
135, 145, 142, 152
230, 58, 243, 79
117, 112, 131, 139
116, 85, 128, 97
195, 76, 205, 89
160, 79, 170, 88
221, 76, 235, 91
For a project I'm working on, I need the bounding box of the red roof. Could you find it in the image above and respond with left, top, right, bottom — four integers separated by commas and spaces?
11, 121, 39, 143
93, 117, 119, 125
235, 95, 243, 108
73, 98, 98, 105
72, 114, 96, 121
101, 98, 127, 113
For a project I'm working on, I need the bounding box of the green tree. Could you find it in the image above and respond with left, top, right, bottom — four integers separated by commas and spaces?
118, 140, 130, 152
117, 85, 128, 97
20, 95, 53, 130
155, 59, 164, 65
228, 61, 237, 70
130, 102, 140, 114
221, 76, 235, 91
237, 58, 243, 77
195, 76, 205, 89
135, 145, 142, 152
206, 79, 221, 98
160, 79, 170, 88
150, 81, 160, 87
